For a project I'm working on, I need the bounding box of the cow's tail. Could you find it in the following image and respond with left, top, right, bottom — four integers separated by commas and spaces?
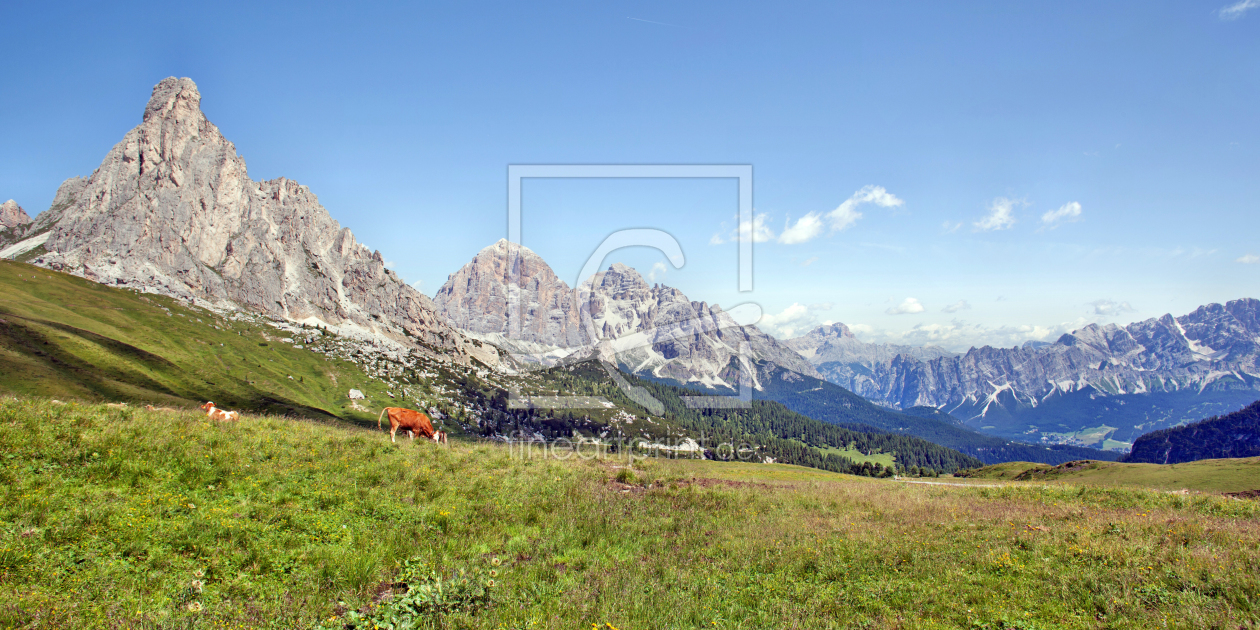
377, 408, 388, 430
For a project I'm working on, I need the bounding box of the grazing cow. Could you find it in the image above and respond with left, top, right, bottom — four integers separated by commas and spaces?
200, 401, 239, 422
377, 406, 448, 444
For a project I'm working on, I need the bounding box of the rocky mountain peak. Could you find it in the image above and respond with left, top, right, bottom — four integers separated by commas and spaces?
434, 239, 583, 348
0, 200, 31, 229
587, 262, 651, 298
144, 77, 202, 123
435, 242, 820, 385
16, 77, 487, 364
805, 322, 856, 341
784, 320, 953, 367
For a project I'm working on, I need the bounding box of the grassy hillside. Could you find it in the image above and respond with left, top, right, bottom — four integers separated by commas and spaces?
956, 458, 1260, 493
1, 398, 1258, 629
0, 259, 405, 423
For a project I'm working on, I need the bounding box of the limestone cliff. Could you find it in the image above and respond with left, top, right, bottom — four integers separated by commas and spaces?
12, 77, 485, 362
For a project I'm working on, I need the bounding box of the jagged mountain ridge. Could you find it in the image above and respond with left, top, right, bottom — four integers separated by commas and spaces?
783, 322, 957, 392
786, 300, 1260, 449
2, 77, 491, 364
434, 239, 818, 388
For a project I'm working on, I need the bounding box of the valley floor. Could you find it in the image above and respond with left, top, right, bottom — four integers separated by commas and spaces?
1, 398, 1258, 629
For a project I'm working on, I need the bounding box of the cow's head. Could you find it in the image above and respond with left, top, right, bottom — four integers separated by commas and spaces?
200, 401, 215, 411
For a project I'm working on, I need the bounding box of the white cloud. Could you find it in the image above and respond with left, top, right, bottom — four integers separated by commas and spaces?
826, 185, 904, 232
941, 300, 971, 313
715, 185, 905, 247
710, 213, 775, 245
411, 279, 424, 292
1090, 299, 1135, 316
942, 221, 962, 234
1040, 201, 1082, 229
740, 213, 775, 243
1237, 254, 1260, 264
827, 206, 862, 232
801, 256, 818, 267
384, 260, 397, 270
778, 213, 825, 244
773, 185, 904, 245
756, 302, 833, 339
973, 197, 1021, 232
1220, 0, 1260, 20
886, 298, 926, 315
647, 261, 667, 282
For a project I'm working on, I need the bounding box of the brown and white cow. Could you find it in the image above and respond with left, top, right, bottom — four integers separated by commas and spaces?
200, 401, 239, 422
377, 406, 448, 444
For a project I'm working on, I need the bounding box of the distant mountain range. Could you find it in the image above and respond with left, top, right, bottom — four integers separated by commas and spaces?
1123, 400, 1260, 465
723, 359, 1119, 465
785, 303, 1260, 451
783, 322, 955, 385
432, 240, 1124, 465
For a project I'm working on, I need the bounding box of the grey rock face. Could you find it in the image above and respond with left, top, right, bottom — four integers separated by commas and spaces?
434, 242, 819, 387
0, 200, 31, 229
786, 298, 1260, 413
23, 77, 481, 361
435, 239, 585, 347
1, 179, 88, 253
581, 262, 820, 386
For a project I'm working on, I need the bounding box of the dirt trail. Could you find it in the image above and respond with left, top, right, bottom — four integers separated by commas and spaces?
896, 479, 1007, 488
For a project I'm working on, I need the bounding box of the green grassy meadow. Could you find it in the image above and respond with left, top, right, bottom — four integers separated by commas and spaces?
0, 259, 405, 423
957, 458, 1260, 494
813, 444, 897, 469
1, 398, 1259, 629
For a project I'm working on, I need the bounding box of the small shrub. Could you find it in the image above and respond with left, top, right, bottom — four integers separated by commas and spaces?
333, 558, 498, 629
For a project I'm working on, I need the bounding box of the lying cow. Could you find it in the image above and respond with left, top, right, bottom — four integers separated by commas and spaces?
200, 401, 239, 422
377, 406, 448, 444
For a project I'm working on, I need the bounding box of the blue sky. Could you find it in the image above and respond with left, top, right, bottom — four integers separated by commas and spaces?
2, 1, 1257, 350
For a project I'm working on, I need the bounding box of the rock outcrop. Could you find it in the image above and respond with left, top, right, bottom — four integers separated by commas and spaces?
0, 200, 31, 229
435, 239, 585, 347
15, 77, 485, 362
434, 240, 819, 387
